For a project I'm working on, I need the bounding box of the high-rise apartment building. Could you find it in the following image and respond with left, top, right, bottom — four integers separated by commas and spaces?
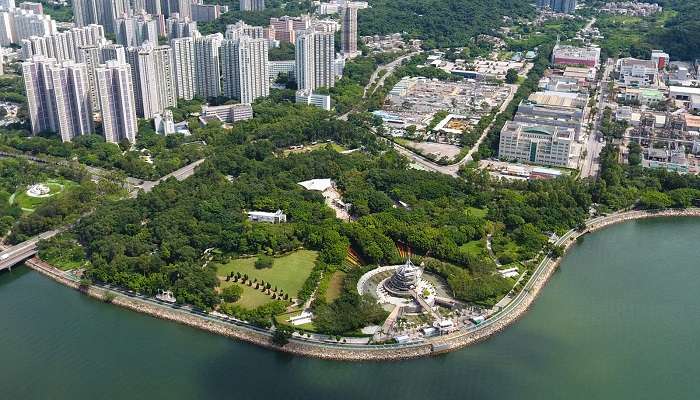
0, 8, 56, 45
79, 45, 103, 110
295, 29, 335, 91
341, 5, 358, 55
116, 13, 159, 47
76, 43, 126, 111
221, 36, 269, 103
170, 37, 196, 100
20, 24, 106, 61
73, 0, 129, 33
100, 44, 127, 64
126, 43, 177, 118
0, 0, 15, 11
153, 45, 177, 112
538, 0, 577, 14
225, 20, 264, 40
269, 15, 310, 43
19, 2, 42, 13
194, 33, 222, 98
239, 0, 264, 12
95, 60, 138, 143
169, 0, 192, 19
191, 3, 228, 22
166, 13, 198, 39
22, 56, 93, 141
134, 0, 162, 16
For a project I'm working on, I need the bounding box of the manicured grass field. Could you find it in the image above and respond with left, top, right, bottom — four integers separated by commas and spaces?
325, 271, 346, 303
216, 250, 318, 297
465, 207, 487, 218
11, 178, 77, 212
460, 239, 486, 257
220, 281, 273, 309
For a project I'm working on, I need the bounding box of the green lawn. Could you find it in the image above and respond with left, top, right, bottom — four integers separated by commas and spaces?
11, 178, 77, 212
325, 271, 346, 303
465, 207, 487, 218
220, 281, 273, 309
217, 250, 318, 297
460, 239, 486, 257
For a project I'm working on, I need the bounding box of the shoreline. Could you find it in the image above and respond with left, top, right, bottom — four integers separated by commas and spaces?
24, 208, 700, 361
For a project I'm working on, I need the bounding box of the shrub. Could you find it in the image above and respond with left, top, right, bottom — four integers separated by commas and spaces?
255, 255, 274, 269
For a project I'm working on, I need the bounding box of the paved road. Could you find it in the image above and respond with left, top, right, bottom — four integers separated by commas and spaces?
0, 230, 60, 272
364, 51, 421, 97
580, 58, 614, 178
139, 159, 206, 193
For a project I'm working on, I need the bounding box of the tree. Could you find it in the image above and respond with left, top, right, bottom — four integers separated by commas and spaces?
221, 285, 243, 303
639, 190, 672, 210
272, 325, 293, 346
505, 68, 518, 84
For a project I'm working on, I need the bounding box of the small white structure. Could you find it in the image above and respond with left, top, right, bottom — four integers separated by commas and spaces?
394, 334, 411, 344
295, 90, 331, 111
422, 326, 438, 337
156, 290, 177, 303
297, 178, 333, 192
26, 183, 50, 197
498, 267, 519, 279
246, 209, 287, 223
154, 110, 191, 136
435, 319, 455, 333
288, 311, 313, 326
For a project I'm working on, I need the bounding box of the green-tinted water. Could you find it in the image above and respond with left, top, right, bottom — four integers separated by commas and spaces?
1, 218, 698, 399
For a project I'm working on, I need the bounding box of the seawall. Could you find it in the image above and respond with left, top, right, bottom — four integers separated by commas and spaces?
24, 208, 700, 361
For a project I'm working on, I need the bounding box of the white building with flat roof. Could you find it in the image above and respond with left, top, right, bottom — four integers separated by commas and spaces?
498, 121, 575, 167
295, 90, 331, 110
247, 209, 287, 223
269, 59, 295, 81
616, 58, 659, 88
199, 103, 253, 125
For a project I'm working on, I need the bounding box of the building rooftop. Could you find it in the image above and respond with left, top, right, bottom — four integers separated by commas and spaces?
527, 91, 585, 108
685, 114, 700, 130
553, 45, 600, 59
298, 178, 333, 191
670, 86, 700, 96
619, 58, 657, 69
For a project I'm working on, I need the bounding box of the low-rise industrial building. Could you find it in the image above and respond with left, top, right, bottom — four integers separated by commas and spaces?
616, 58, 659, 88
551, 44, 600, 68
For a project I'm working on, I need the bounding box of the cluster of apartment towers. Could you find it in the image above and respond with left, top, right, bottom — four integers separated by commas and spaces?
9, 0, 360, 144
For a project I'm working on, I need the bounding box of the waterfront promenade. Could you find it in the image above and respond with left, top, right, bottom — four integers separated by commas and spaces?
23, 208, 700, 361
